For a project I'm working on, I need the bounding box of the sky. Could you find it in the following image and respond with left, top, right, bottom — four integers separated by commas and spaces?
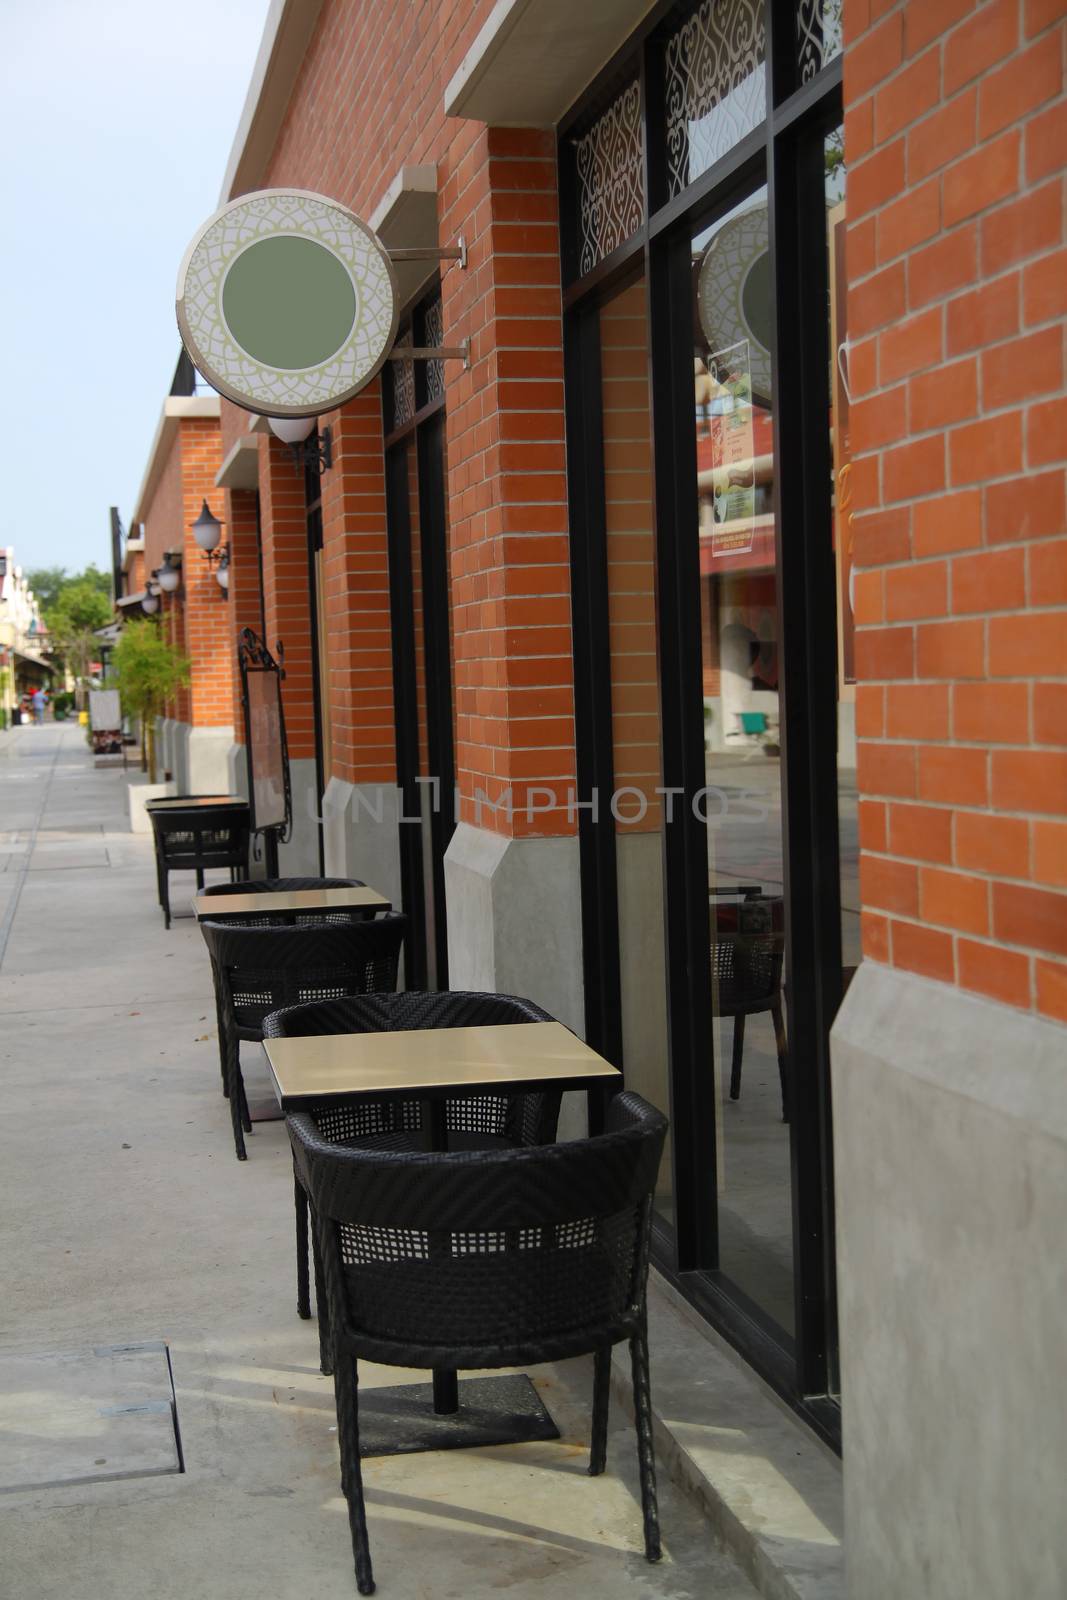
0, 0, 270, 577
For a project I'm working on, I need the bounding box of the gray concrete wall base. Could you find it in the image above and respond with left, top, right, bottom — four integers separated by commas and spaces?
155, 718, 171, 783
831, 963, 1067, 1600
187, 726, 234, 795
275, 757, 321, 877
226, 743, 248, 801
173, 722, 190, 792
444, 822, 585, 1139
322, 779, 403, 915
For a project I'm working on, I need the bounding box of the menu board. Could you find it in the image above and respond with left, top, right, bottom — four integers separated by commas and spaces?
246, 668, 286, 831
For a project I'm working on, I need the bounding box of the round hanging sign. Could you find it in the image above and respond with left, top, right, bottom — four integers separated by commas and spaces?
697, 202, 772, 404
176, 189, 399, 418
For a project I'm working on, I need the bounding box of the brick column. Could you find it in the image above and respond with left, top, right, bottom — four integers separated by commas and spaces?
833, 7, 1067, 1595
438, 125, 584, 1066
315, 389, 402, 894
175, 418, 230, 792
844, 0, 1067, 1018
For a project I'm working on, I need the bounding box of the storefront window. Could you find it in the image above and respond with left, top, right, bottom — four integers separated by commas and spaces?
693, 184, 794, 1333
600, 273, 674, 1228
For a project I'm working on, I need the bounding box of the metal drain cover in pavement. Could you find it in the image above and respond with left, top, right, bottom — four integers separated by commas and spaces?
0, 1341, 183, 1493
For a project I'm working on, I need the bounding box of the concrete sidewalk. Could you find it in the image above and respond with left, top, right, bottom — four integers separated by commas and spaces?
0, 724, 758, 1600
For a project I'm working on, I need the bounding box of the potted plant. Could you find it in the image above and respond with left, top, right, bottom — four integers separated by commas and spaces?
112, 620, 190, 784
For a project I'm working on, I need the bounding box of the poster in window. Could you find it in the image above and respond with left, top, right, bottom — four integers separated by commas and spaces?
706, 339, 757, 559
247, 669, 286, 831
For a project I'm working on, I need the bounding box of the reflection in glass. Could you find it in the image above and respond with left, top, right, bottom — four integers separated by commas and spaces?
826, 126, 859, 979
694, 186, 794, 1333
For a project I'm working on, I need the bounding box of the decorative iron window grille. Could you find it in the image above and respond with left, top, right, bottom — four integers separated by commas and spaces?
797, 0, 843, 82
574, 78, 645, 276
664, 0, 766, 199
424, 295, 445, 403
392, 329, 415, 430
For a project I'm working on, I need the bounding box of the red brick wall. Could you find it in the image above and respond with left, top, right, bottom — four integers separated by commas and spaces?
141, 430, 189, 724
257, 434, 316, 761
845, 0, 1067, 1021
225, 487, 263, 743
317, 390, 396, 786
178, 419, 230, 729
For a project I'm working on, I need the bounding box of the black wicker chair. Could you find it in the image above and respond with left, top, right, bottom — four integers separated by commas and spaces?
149, 802, 251, 929
198, 915, 406, 1160
711, 895, 788, 1121
263, 991, 563, 1360
289, 1088, 667, 1594
198, 879, 377, 1094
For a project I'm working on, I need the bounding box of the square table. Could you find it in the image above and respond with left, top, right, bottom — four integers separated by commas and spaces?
262, 1019, 622, 1457
192, 885, 391, 921
145, 795, 249, 810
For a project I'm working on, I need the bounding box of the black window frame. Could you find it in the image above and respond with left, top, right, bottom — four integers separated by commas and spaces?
559, 0, 844, 1449
382, 286, 456, 991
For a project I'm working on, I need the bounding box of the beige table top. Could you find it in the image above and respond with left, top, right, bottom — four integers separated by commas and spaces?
263, 1020, 621, 1108
193, 885, 391, 919
147, 795, 248, 810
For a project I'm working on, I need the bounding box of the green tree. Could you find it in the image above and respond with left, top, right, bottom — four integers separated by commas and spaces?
46, 580, 114, 704
24, 565, 69, 613
112, 620, 190, 782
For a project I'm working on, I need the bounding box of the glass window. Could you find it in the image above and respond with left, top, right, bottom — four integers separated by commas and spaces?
797, 0, 843, 84
693, 185, 794, 1333
664, 0, 767, 199
599, 273, 674, 1230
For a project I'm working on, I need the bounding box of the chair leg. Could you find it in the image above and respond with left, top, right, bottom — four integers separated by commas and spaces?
629, 1330, 661, 1563
224, 1030, 247, 1160
161, 866, 171, 932
589, 1344, 611, 1477
311, 1218, 333, 1375
729, 1013, 746, 1100
772, 1000, 789, 1123
196, 867, 205, 890
295, 1177, 311, 1320
335, 1354, 375, 1595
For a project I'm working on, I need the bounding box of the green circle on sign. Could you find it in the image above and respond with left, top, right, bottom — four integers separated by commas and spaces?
222, 235, 357, 370
740, 250, 772, 355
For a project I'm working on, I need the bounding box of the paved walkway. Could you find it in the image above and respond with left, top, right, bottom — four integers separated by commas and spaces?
0, 724, 757, 1600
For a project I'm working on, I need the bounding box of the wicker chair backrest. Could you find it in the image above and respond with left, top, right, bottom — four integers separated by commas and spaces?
151, 806, 250, 871
200, 913, 406, 1031
711, 895, 785, 1009
289, 1090, 666, 1356
263, 990, 560, 1147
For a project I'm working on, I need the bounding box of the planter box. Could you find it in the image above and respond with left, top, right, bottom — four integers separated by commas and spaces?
127, 779, 174, 834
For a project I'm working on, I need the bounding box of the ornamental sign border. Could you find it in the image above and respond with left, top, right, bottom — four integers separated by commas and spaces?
176, 188, 400, 419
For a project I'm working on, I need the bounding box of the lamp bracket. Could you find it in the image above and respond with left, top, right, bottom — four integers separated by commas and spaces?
286, 426, 333, 476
